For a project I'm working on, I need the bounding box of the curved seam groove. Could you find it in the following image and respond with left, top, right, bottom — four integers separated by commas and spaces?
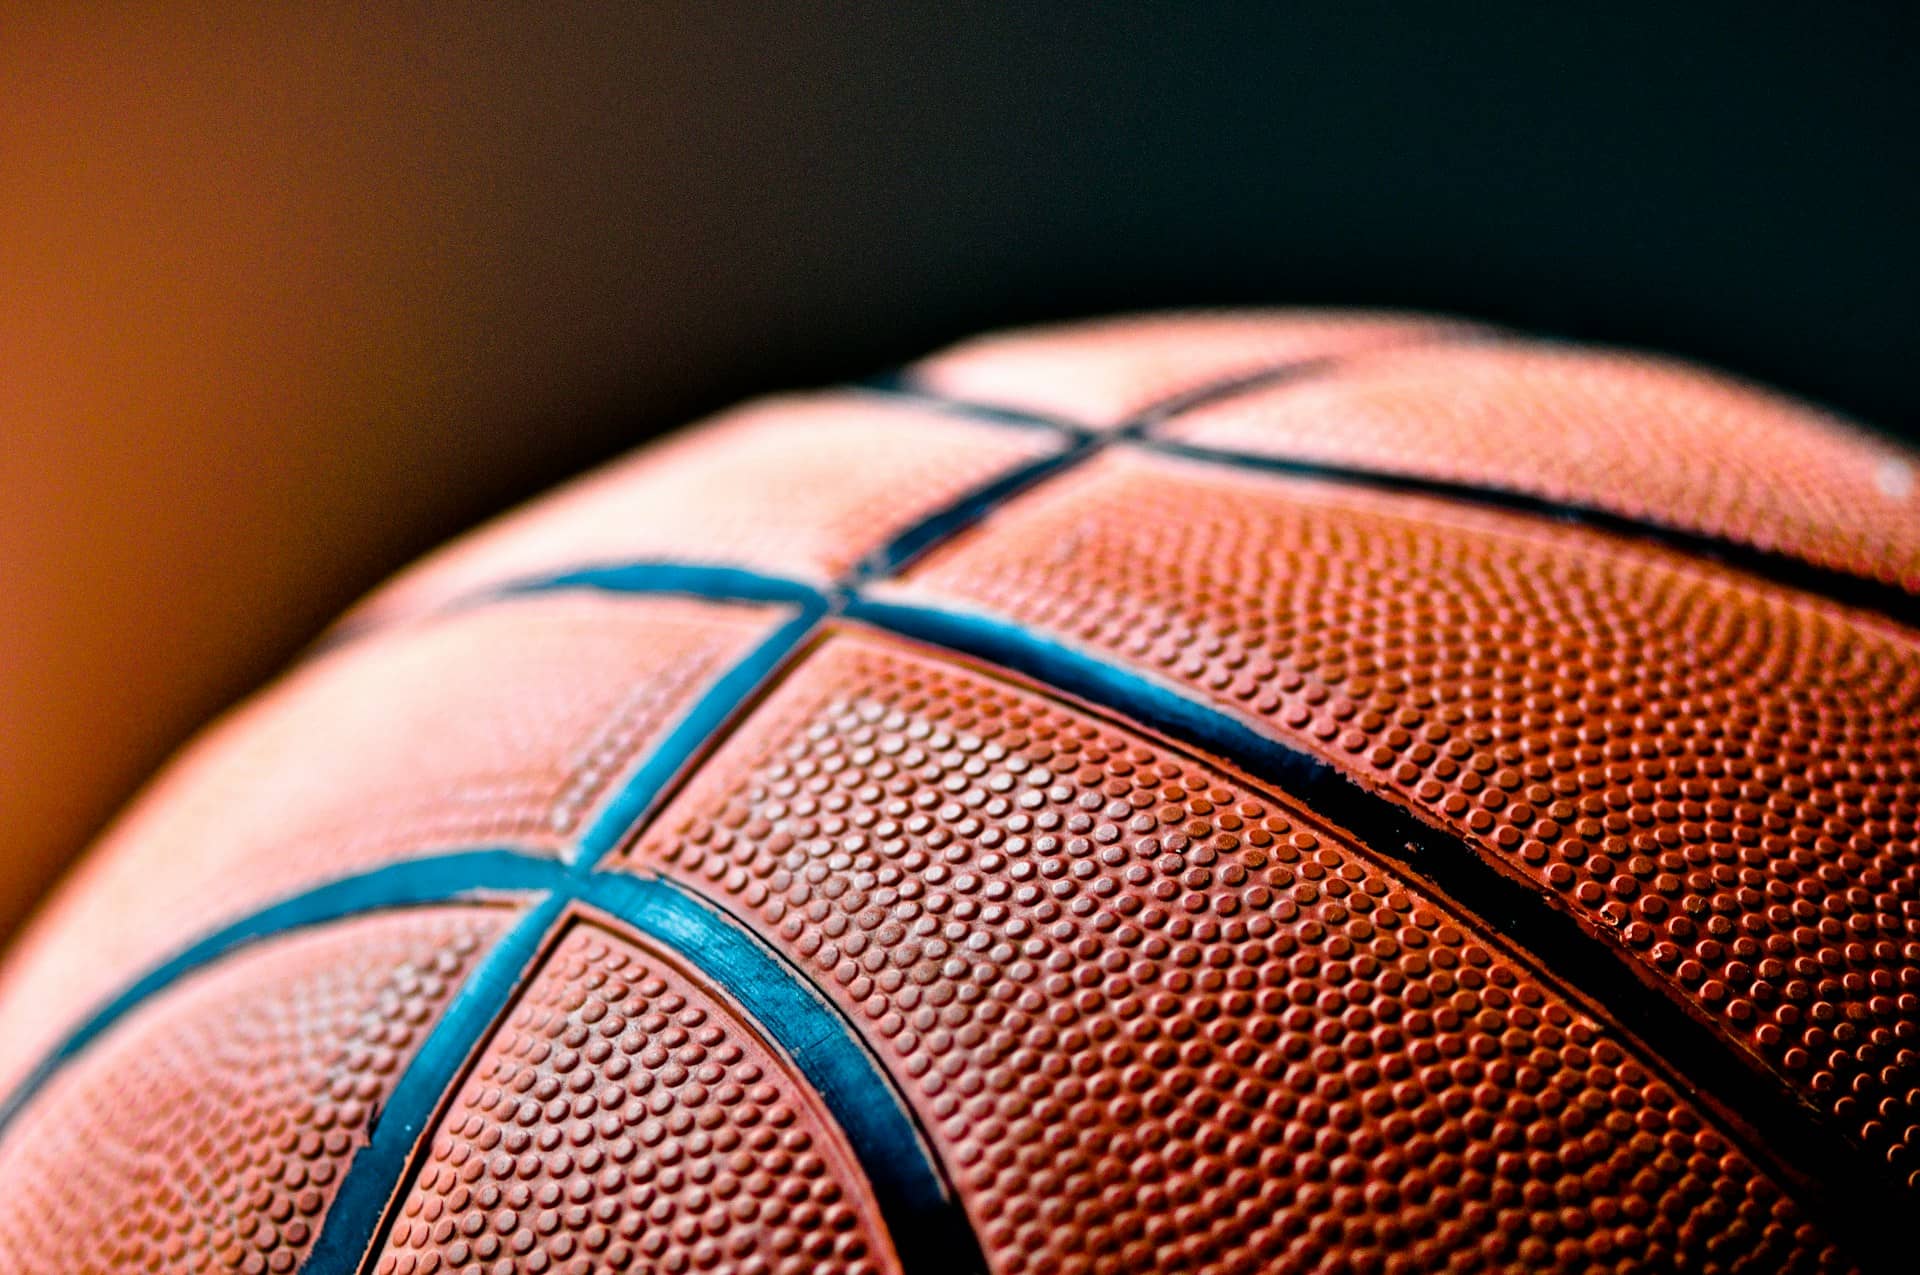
11, 330, 1899, 1270
578, 874, 989, 1275
313, 893, 571, 1273
864, 338, 1917, 629
0, 848, 563, 1139
312, 872, 983, 1273
849, 354, 1365, 581
842, 594, 1905, 1268
847, 437, 1100, 583
871, 324, 1500, 436
852, 372, 1088, 436
1142, 436, 1920, 631
0, 845, 984, 1274
496, 560, 835, 610
571, 600, 831, 870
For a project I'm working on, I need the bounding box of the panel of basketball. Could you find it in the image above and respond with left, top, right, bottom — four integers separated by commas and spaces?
0, 310, 1914, 1273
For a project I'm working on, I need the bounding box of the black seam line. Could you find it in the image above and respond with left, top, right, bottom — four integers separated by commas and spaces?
843, 597, 1903, 1270
296, 543, 1913, 1260
314, 346, 1400, 664
870, 321, 1510, 437
1144, 437, 1920, 631
23, 330, 1884, 1266
11, 551, 1892, 1267
862, 355, 1358, 442
0, 848, 559, 1140
1118, 355, 1355, 433
848, 436, 1102, 583
847, 355, 1366, 583
306, 561, 830, 659
0, 850, 984, 1275
0, 350, 1400, 1265
565, 875, 983, 1275
866, 357, 1919, 633
851, 371, 1089, 437
326, 383, 1132, 1269
324, 874, 983, 1275
570, 599, 833, 869
318, 892, 569, 1275
284, 527, 1906, 1243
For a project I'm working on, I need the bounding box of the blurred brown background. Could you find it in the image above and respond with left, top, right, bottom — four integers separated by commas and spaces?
2, 2, 1916, 940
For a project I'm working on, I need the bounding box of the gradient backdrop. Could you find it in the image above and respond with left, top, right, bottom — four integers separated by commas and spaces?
2, 2, 1916, 940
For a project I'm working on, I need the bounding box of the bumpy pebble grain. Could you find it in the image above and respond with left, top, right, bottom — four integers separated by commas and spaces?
376, 918, 898, 1275
0, 907, 506, 1275
629, 633, 1841, 1273
897, 446, 1920, 1187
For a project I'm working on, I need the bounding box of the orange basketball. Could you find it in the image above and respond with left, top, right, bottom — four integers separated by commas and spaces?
1, 311, 1914, 1273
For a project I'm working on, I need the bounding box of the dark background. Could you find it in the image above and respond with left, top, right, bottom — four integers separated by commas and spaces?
3, 2, 1916, 937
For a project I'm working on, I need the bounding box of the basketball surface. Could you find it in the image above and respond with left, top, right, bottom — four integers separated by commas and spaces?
1, 310, 1917, 1273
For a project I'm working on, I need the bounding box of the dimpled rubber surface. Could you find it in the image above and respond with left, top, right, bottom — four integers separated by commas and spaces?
893, 445, 1920, 1185
376, 917, 899, 1275
0, 906, 505, 1275
910, 310, 1476, 426
1156, 342, 1920, 596
0, 592, 782, 1097
7, 310, 1920, 1274
349, 393, 1063, 627
625, 632, 1838, 1273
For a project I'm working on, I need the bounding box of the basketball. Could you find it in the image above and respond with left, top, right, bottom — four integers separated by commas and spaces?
2, 310, 1915, 1273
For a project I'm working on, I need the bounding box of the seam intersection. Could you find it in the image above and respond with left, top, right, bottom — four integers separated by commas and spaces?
8, 340, 1909, 1271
